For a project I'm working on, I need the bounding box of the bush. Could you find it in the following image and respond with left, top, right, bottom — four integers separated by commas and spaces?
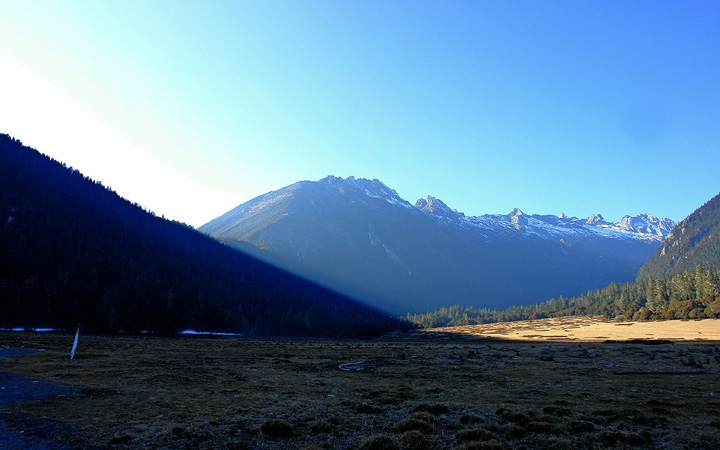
453, 440, 503, 450
570, 420, 595, 433
505, 412, 529, 426
408, 411, 435, 423
356, 403, 384, 414
394, 417, 432, 433
310, 420, 333, 433
401, 430, 431, 450
360, 434, 399, 450
456, 426, 490, 442
260, 419, 293, 438
412, 402, 450, 415
459, 413, 484, 425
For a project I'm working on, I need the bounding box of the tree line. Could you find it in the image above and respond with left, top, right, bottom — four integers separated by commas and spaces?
407, 265, 720, 328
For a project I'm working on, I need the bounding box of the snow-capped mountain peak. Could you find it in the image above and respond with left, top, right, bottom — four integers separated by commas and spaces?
321, 175, 412, 208
403, 185, 674, 242
201, 175, 679, 314
414, 196, 463, 219
220, 176, 675, 246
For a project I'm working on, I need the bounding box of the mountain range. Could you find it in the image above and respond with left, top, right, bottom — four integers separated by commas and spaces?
410, 188, 720, 327
201, 176, 675, 314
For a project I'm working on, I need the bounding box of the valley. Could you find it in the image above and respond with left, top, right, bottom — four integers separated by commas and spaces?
2, 321, 719, 449
2, 4, 718, 449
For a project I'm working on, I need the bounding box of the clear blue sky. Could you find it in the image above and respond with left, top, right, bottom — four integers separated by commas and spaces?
1, 1, 718, 226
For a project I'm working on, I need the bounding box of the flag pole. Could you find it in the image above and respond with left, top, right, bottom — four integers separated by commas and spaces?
67, 325, 79, 375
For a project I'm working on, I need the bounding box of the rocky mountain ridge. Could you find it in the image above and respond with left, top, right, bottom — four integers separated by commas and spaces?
201, 176, 676, 314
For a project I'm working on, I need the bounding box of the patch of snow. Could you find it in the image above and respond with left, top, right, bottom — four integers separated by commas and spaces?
363, 188, 381, 198
386, 196, 413, 208
309, 198, 321, 214
368, 232, 378, 246
179, 329, 243, 336
455, 210, 674, 243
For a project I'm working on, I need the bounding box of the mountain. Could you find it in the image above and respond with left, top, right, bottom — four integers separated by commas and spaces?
201, 176, 675, 314
410, 191, 720, 327
0, 134, 398, 336
637, 192, 720, 279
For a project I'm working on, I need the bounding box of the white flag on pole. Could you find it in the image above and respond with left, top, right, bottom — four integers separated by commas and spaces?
70, 326, 79, 360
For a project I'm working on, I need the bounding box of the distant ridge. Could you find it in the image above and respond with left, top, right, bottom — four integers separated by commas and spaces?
638, 192, 720, 279
408, 190, 720, 327
201, 175, 674, 313
0, 134, 398, 336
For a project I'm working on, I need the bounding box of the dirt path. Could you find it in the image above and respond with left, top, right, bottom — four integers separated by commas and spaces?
0, 347, 91, 450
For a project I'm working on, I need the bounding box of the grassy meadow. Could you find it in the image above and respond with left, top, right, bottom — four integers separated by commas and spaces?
429, 317, 720, 342
1, 318, 720, 449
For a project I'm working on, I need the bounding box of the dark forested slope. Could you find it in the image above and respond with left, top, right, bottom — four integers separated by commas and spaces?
638, 192, 720, 279
0, 134, 398, 336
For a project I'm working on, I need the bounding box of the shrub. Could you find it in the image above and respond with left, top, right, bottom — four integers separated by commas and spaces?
505, 412, 529, 426
408, 411, 435, 423
459, 413, 484, 425
543, 436, 574, 450
412, 402, 450, 415
310, 420, 333, 434
356, 403, 384, 414
598, 430, 648, 446
453, 439, 503, 450
526, 421, 558, 434
456, 426, 490, 442
507, 424, 525, 438
401, 430, 431, 450
542, 406, 571, 417
570, 420, 595, 433
394, 417, 432, 433
260, 419, 293, 438
360, 433, 399, 450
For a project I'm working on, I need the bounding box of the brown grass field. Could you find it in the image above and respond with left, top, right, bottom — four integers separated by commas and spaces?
428, 317, 720, 342
1, 317, 720, 449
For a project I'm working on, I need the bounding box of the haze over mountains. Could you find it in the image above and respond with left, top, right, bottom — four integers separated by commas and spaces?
409, 189, 720, 326
0, 134, 398, 336
201, 176, 675, 314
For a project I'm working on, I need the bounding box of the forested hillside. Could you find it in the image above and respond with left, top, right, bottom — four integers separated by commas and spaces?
0, 134, 399, 336
638, 192, 720, 279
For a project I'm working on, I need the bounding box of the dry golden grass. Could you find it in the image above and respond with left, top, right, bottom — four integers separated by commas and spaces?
429, 317, 720, 342
1, 324, 720, 449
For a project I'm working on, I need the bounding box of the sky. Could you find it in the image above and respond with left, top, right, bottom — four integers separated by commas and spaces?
1, 1, 719, 227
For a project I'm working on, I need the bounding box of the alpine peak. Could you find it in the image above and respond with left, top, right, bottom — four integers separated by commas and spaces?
200, 175, 680, 314
586, 214, 605, 225
414, 196, 463, 219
